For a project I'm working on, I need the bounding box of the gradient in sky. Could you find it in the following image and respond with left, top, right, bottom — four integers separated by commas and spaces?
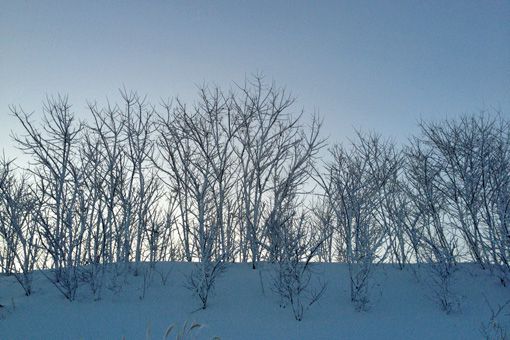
1, 0, 509, 159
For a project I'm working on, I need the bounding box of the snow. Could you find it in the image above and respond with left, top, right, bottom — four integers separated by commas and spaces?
0, 263, 508, 339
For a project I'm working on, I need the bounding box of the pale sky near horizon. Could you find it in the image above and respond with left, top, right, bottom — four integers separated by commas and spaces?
1, 1, 509, 160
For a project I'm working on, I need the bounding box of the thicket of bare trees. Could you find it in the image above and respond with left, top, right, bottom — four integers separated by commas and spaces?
0, 78, 508, 314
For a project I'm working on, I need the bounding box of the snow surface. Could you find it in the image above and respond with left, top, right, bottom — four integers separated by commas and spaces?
0, 263, 508, 339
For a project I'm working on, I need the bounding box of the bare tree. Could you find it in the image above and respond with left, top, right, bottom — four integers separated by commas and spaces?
0, 158, 40, 295
233, 77, 315, 268
271, 212, 327, 321
420, 116, 487, 266
11, 96, 85, 301
475, 116, 510, 284
420, 114, 510, 284
122, 90, 158, 274
377, 157, 416, 269
157, 101, 195, 263
263, 115, 323, 263
319, 132, 399, 311
86, 102, 126, 266
405, 140, 459, 313
158, 90, 229, 309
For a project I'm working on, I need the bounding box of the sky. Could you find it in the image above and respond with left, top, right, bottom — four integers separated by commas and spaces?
1, 0, 509, 160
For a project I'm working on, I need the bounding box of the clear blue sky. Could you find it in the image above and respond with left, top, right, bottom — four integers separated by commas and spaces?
1, 0, 509, 159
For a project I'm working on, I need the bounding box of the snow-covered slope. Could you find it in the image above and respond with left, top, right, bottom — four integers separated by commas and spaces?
1, 263, 508, 339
